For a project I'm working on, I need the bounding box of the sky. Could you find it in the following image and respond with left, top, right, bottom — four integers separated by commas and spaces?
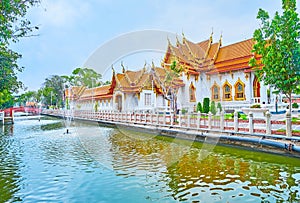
11, 0, 297, 91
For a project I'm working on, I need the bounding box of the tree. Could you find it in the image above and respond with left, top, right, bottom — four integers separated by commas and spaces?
165, 61, 182, 114
42, 75, 64, 107
71, 67, 102, 88
196, 102, 202, 113
0, 0, 40, 108
203, 98, 210, 114
210, 101, 217, 115
18, 90, 37, 106
217, 102, 222, 112
250, 0, 300, 114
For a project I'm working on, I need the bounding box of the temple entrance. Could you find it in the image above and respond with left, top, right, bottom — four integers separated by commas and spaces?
253, 76, 260, 103
116, 95, 122, 112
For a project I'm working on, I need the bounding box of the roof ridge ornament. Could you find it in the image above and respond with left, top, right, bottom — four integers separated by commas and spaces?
111, 65, 115, 76
210, 28, 213, 43
167, 36, 171, 46
182, 31, 186, 44
176, 35, 181, 47
219, 32, 223, 46
121, 61, 126, 73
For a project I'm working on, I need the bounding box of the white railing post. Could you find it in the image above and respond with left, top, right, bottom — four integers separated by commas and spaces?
163, 111, 166, 125
249, 112, 254, 134
220, 111, 224, 131
178, 111, 182, 127
150, 112, 153, 124
286, 111, 292, 137
187, 113, 191, 128
265, 111, 271, 135
208, 112, 212, 129
234, 110, 239, 132
156, 112, 159, 125
197, 112, 200, 129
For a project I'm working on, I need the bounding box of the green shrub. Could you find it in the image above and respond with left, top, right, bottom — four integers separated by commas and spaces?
240, 113, 247, 120
224, 113, 233, 119
181, 108, 188, 114
210, 101, 217, 115
292, 102, 299, 109
217, 102, 222, 112
203, 98, 210, 113
196, 102, 202, 113
250, 104, 261, 108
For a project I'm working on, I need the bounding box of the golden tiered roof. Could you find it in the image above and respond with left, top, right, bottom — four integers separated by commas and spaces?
114, 66, 184, 94
65, 86, 86, 100
115, 68, 151, 93
208, 38, 255, 74
163, 34, 258, 75
79, 85, 113, 101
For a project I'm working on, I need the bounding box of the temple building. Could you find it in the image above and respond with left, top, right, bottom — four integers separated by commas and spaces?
162, 33, 281, 112
65, 33, 284, 113
65, 66, 185, 112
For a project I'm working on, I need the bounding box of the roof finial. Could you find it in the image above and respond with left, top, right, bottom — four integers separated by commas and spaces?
111, 65, 115, 76
219, 32, 223, 46
151, 60, 155, 68
210, 28, 214, 42
182, 30, 186, 43
121, 61, 125, 73
143, 61, 147, 72
176, 35, 181, 47
167, 36, 171, 46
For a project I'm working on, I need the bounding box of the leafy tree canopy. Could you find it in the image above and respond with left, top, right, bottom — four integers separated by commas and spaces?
0, 0, 40, 108
250, 0, 300, 110
62, 67, 102, 88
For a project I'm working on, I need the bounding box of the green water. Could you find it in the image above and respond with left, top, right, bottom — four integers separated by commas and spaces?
0, 116, 299, 202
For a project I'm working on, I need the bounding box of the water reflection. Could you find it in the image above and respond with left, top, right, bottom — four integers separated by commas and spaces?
109, 131, 300, 202
0, 125, 21, 202
0, 117, 299, 202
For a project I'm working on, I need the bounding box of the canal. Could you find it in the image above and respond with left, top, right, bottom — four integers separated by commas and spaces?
0, 116, 299, 202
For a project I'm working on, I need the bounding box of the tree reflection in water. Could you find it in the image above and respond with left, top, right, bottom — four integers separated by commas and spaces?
0, 125, 22, 202
109, 131, 300, 202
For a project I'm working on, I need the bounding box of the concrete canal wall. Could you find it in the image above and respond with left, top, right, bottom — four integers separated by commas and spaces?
42, 109, 300, 158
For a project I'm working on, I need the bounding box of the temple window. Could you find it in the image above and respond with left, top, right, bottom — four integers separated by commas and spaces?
223, 80, 232, 101
211, 82, 220, 101
234, 78, 245, 100
189, 82, 196, 102
145, 93, 151, 106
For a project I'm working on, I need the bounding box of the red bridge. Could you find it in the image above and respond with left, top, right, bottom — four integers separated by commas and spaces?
0, 106, 41, 116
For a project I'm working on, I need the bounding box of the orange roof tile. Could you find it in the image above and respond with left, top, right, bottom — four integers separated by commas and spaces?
207, 42, 220, 60
215, 38, 254, 63
79, 85, 113, 100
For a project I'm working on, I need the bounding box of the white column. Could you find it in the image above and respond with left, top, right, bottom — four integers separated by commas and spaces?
249, 112, 254, 134
208, 112, 212, 129
220, 111, 224, 131
197, 112, 200, 129
286, 111, 292, 137
265, 111, 271, 135
234, 110, 239, 132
